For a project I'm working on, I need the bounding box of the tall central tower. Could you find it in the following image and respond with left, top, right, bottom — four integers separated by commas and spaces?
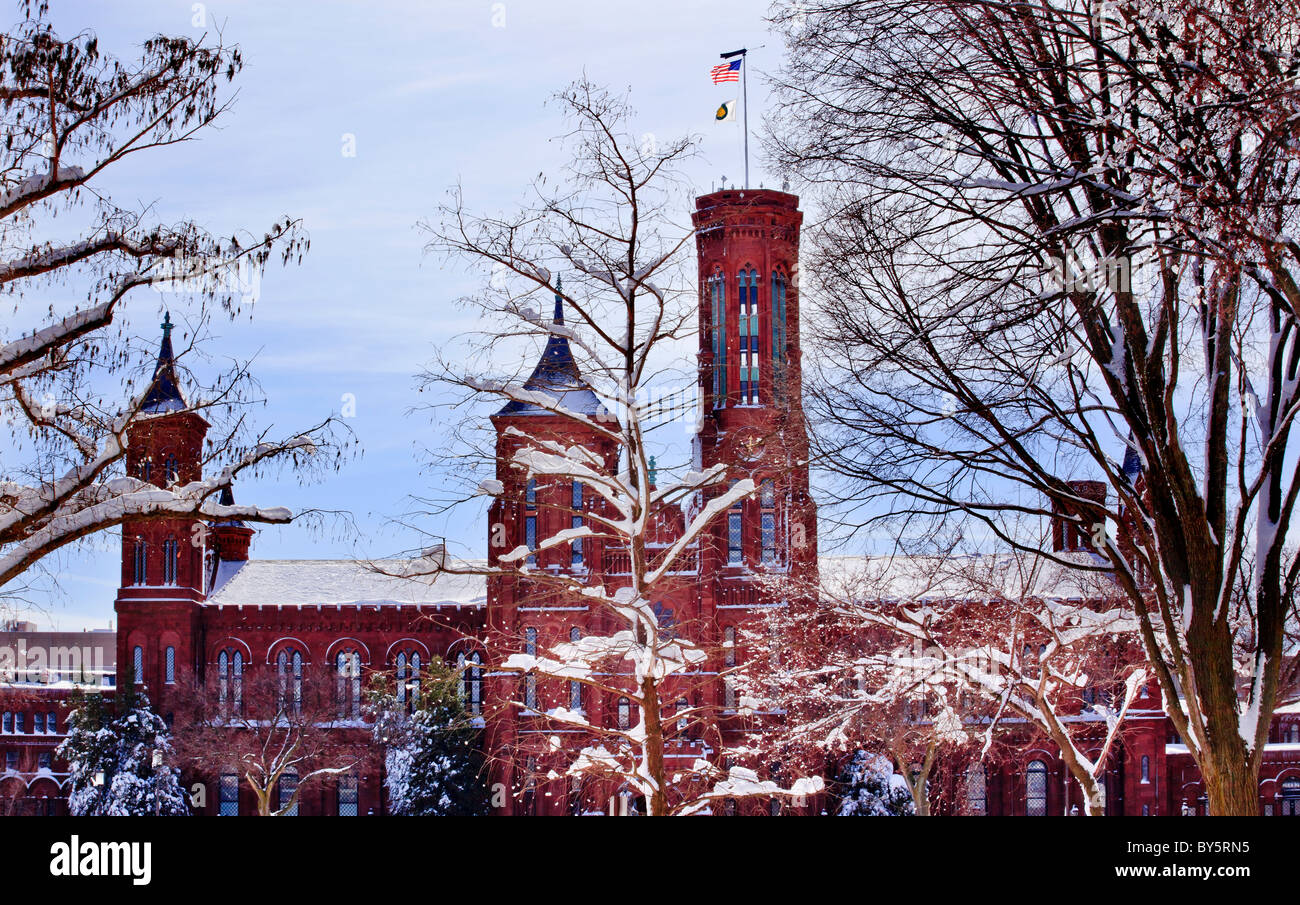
692, 189, 817, 595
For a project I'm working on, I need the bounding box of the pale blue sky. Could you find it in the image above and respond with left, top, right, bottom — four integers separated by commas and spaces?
22, 0, 787, 629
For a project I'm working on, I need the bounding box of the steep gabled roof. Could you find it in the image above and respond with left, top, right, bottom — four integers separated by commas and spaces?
140, 312, 186, 414
496, 281, 609, 419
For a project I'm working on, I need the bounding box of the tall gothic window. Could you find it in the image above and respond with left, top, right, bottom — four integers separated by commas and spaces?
279, 770, 299, 816
523, 627, 538, 710
338, 772, 359, 817
723, 625, 737, 709
132, 646, 144, 686
277, 649, 304, 716
770, 270, 788, 398
524, 477, 537, 567
568, 627, 583, 712
737, 268, 760, 404
617, 696, 631, 730
458, 651, 483, 715
760, 478, 777, 564
164, 453, 178, 484
571, 481, 584, 566
710, 271, 727, 408
1026, 760, 1048, 816
162, 535, 178, 585
967, 764, 988, 815
335, 650, 362, 720
165, 646, 176, 684
395, 651, 408, 704
219, 772, 239, 816
218, 650, 244, 715
728, 489, 744, 565
132, 539, 147, 585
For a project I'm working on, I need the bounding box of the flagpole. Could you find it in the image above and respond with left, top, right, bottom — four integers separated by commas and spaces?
742, 49, 749, 189
720, 48, 750, 189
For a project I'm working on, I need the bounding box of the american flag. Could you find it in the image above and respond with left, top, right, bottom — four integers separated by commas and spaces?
711, 58, 742, 84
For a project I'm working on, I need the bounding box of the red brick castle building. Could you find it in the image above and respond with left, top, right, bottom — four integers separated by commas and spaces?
7, 189, 1300, 816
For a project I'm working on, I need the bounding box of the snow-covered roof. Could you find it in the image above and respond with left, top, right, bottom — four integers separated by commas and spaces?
206, 559, 487, 608
816, 551, 1122, 602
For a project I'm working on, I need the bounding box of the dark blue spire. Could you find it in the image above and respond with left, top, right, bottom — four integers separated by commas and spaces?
495, 276, 608, 419
140, 312, 186, 414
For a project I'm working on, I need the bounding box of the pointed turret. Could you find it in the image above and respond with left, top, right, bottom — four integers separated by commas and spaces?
141, 313, 186, 414
496, 278, 608, 419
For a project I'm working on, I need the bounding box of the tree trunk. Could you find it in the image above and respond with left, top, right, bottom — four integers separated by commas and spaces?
641, 678, 667, 816
1200, 732, 1260, 816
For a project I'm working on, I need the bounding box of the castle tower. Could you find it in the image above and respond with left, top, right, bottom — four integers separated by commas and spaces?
484, 283, 619, 813
115, 314, 208, 713
692, 190, 818, 594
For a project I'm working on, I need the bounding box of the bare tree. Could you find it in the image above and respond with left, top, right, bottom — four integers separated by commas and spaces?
176, 666, 366, 817
0, 4, 340, 599
769, 0, 1300, 814
416, 80, 821, 815
765, 546, 1145, 815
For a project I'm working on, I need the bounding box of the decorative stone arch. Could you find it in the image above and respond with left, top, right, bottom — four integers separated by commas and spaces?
324, 637, 371, 666
264, 637, 313, 666
443, 636, 483, 661
384, 637, 431, 664
207, 637, 253, 665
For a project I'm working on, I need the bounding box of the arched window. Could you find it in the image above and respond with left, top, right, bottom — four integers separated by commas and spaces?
1280, 778, 1300, 817
277, 648, 304, 716
523, 628, 538, 710
132, 646, 144, 686
139, 459, 153, 483
770, 270, 788, 396
335, 649, 362, 720
218, 649, 244, 715
457, 651, 483, 715
409, 653, 421, 703
338, 772, 359, 817
675, 698, 689, 732
1141, 755, 1150, 783
396, 652, 409, 704
523, 477, 537, 566
723, 625, 737, 710
617, 696, 631, 730
219, 772, 239, 816
165, 646, 176, 684
278, 770, 299, 816
728, 484, 744, 565
46, 712, 56, 734
33, 713, 45, 733
568, 628, 583, 712
132, 539, 147, 585
164, 454, 178, 484
709, 270, 727, 408
1026, 760, 1048, 816
1288, 724, 1300, 744
760, 478, 778, 564
570, 481, 584, 566
967, 764, 987, 815
737, 267, 760, 404
162, 535, 178, 585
